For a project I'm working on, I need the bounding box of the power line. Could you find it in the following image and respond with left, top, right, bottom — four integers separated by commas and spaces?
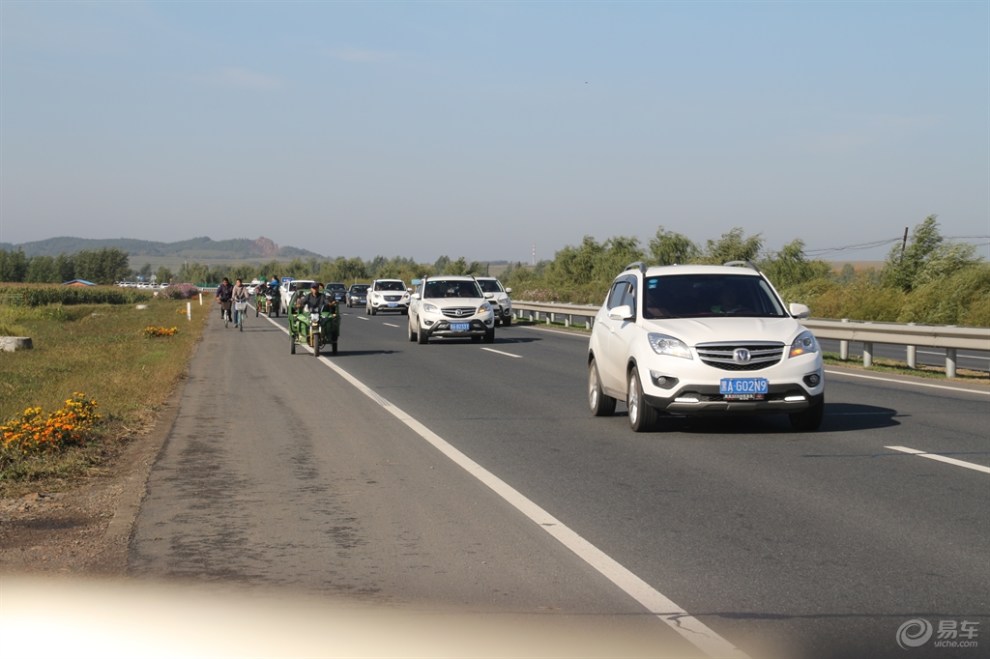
803, 235, 990, 257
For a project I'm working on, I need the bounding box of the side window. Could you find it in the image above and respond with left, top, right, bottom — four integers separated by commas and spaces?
605, 278, 637, 312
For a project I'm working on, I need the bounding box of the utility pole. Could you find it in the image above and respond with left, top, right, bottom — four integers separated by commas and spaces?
900, 226, 909, 260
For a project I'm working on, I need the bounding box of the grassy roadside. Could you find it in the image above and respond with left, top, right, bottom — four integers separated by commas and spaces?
0, 293, 210, 496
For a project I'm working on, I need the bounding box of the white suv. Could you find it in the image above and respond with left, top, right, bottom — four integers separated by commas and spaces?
475, 277, 513, 326
278, 279, 316, 315
408, 276, 495, 344
588, 262, 824, 432
366, 279, 410, 315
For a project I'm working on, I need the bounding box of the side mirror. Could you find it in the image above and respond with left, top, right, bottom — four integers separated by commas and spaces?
505, 287, 512, 294
789, 303, 810, 319
483, 292, 494, 299
411, 292, 421, 300
608, 305, 634, 321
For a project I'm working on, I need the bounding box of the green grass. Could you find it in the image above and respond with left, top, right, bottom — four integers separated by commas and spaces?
0, 294, 209, 494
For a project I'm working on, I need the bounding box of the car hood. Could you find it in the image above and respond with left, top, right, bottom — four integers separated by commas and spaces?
644, 317, 806, 345
425, 298, 488, 308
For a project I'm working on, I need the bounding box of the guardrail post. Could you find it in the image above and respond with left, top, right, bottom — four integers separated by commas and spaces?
840, 319, 849, 360
906, 323, 917, 369
946, 348, 958, 378
564, 314, 571, 328
863, 342, 873, 368
547, 312, 552, 325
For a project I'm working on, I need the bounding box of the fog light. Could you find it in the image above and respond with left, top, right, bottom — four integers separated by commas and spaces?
650, 371, 679, 389
804, 372, 822, 387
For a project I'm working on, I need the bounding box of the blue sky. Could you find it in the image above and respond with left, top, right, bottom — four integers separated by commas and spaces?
2, 1, 987, 264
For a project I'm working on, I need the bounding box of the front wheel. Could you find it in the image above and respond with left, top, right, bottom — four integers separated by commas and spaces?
588, 359, 617, 416
290, 331, 296, 354
407, 321, 417, 342
627, 368, 659, 432
789, 395, 824, 431
484, 328, 495, 344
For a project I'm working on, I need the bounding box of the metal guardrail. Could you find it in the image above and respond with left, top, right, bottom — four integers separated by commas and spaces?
510, 301, 990, 378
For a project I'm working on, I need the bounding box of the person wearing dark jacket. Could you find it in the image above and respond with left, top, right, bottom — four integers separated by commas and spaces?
215, 277, 233, 321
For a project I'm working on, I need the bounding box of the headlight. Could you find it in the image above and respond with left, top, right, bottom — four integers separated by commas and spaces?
789, 330, 820, 358
423, 302, 439, 313
478, 303, 492, 314
647, 333, 692, 359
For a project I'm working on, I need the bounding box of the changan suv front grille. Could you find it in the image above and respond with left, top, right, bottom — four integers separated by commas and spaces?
696, 342, 784, 371
441, 306, 477, 319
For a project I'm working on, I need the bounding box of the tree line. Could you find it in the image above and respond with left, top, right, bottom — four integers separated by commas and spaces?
1, 216, 986, 326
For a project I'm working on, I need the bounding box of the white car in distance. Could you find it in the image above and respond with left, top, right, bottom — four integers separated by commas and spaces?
407, 276, 495, 344
366, 279, 410, 315
475, 276, 513, 326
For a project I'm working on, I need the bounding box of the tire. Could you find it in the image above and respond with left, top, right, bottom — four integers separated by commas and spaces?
502, 315, 511, 327
789, 395, 824, 431
290, 332, 296, 354
408, 321, 417, 342
332, 342, 338, 355
371, 306, 377, 316
417, 324, 428, 344
627, 368, 659, 432
588, 359, 616, 416
484, 328, 495, 344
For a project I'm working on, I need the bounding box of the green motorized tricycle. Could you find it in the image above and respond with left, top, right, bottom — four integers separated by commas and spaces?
288, 288, 340, 357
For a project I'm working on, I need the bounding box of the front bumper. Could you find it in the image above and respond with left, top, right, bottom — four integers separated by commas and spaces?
371, 301, 408, 312
421, 317, 492, 338
636, 357, 824, 416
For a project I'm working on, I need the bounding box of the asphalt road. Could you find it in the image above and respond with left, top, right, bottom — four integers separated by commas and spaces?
128, 306, 990, 659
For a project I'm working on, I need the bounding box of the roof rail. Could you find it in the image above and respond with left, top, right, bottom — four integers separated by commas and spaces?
723, 260, 760, 272
624, 261, 647, 274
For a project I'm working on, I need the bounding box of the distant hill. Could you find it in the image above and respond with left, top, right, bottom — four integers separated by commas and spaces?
0, 236, 324, 261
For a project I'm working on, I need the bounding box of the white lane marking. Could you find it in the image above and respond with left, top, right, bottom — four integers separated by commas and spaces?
824, 369, 990, 396
383, 322, 400, 328
315, 355, 747, 659
886, 446, 990, 474
481, 347, 523, 358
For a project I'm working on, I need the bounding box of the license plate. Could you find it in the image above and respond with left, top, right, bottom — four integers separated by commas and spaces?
387, 302, 397, 307
450, 322, 470, 332
720, 377, 768, 400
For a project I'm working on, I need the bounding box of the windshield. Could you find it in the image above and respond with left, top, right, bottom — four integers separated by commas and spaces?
642, 274, 787, 319
424, 279, 482, 299
375, 281, 405, 292
477, 279, 504, 293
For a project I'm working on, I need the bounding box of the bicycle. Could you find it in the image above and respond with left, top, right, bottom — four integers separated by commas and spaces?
219, 300, 232, 328
234, 300, 248, 331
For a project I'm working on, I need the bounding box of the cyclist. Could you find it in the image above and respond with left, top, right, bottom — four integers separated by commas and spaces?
231, 278, 249, 329
215, 277, 233, 324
